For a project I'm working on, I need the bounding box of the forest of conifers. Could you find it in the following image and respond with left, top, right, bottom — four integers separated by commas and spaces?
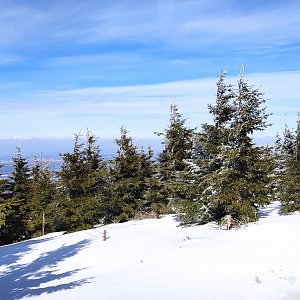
1, 71, 299, 245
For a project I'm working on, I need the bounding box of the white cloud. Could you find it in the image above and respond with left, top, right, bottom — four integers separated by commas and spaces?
20, 77, 216, 116
0, 1, 298, 140
1, 1, 299, 50
1, 70, 299, 138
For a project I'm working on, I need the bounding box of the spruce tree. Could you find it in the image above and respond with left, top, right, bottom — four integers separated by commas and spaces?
156, 104, 197, 215
140, 147, 168, 216
213, 74, 273, 222
0, 164, 10, 228
57, 131, 107, 232
103, 127, 156, 223
0, 174, 18, 245
279, 118, 300, 213
178, 71, 235, 224
203, 71, 274, 223
59, 133, 85, 199
273, 126, 294, 202
1, 147, 31, 244
195, 70, 235, 175
158, 104, 194, 178
27, 159, 57, 236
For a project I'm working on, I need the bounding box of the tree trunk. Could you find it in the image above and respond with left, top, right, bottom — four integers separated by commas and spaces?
42, 210, 45, 236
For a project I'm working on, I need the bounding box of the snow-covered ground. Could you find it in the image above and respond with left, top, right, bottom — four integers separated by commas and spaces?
1, 201, 300, 300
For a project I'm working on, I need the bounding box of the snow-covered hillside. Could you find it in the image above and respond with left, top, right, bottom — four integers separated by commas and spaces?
1, 202, 300, 300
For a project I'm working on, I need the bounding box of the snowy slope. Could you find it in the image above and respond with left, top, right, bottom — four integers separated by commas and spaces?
1, 201, 300, 300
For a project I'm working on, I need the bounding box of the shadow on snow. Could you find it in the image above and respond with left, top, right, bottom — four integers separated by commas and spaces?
0, 236, 56, 267
258, 201, 281, 219
0, 237, 92, 299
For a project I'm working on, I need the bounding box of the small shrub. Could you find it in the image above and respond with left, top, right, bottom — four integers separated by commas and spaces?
255, 275, 261, 284
183, 235, 191, 241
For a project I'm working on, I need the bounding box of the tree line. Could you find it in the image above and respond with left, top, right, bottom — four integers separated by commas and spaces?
0, 71, 299, 245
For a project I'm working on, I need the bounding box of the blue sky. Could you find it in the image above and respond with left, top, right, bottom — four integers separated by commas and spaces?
0, 0, 300, 140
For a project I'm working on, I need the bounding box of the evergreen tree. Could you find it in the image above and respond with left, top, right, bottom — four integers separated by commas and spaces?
0, 182, 19, 245
1, 147, 31, 244
103, 127, 156, 223
0, 164, 10, 228
26, 159, 57, 236
186, 70, 274, 225
208, 69, 235, 128
279, 118, 300, 213
195, 70, 235, 175
281, 124, 296, 156
139, 147, 168, 216
157, 104, 194, 179
59, 133, 85, 198
273, 132, 284, 174
156, 104, 197, 215
0, 203, 5, 228
57, 131, 107, 232
178, 71, 235, 224
272, 126, 294, 201
202, 71, 274, 223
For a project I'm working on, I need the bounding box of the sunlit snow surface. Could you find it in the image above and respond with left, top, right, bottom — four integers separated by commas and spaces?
1, 201, 300, 300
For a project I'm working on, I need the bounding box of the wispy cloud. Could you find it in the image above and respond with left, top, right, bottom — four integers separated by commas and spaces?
0, 1, 298, 87
0, 1, 299, 139
1, 70, 299, 138
1, 1, 299, 49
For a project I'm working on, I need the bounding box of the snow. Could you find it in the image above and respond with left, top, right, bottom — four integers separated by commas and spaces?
1, 201, 300, 300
